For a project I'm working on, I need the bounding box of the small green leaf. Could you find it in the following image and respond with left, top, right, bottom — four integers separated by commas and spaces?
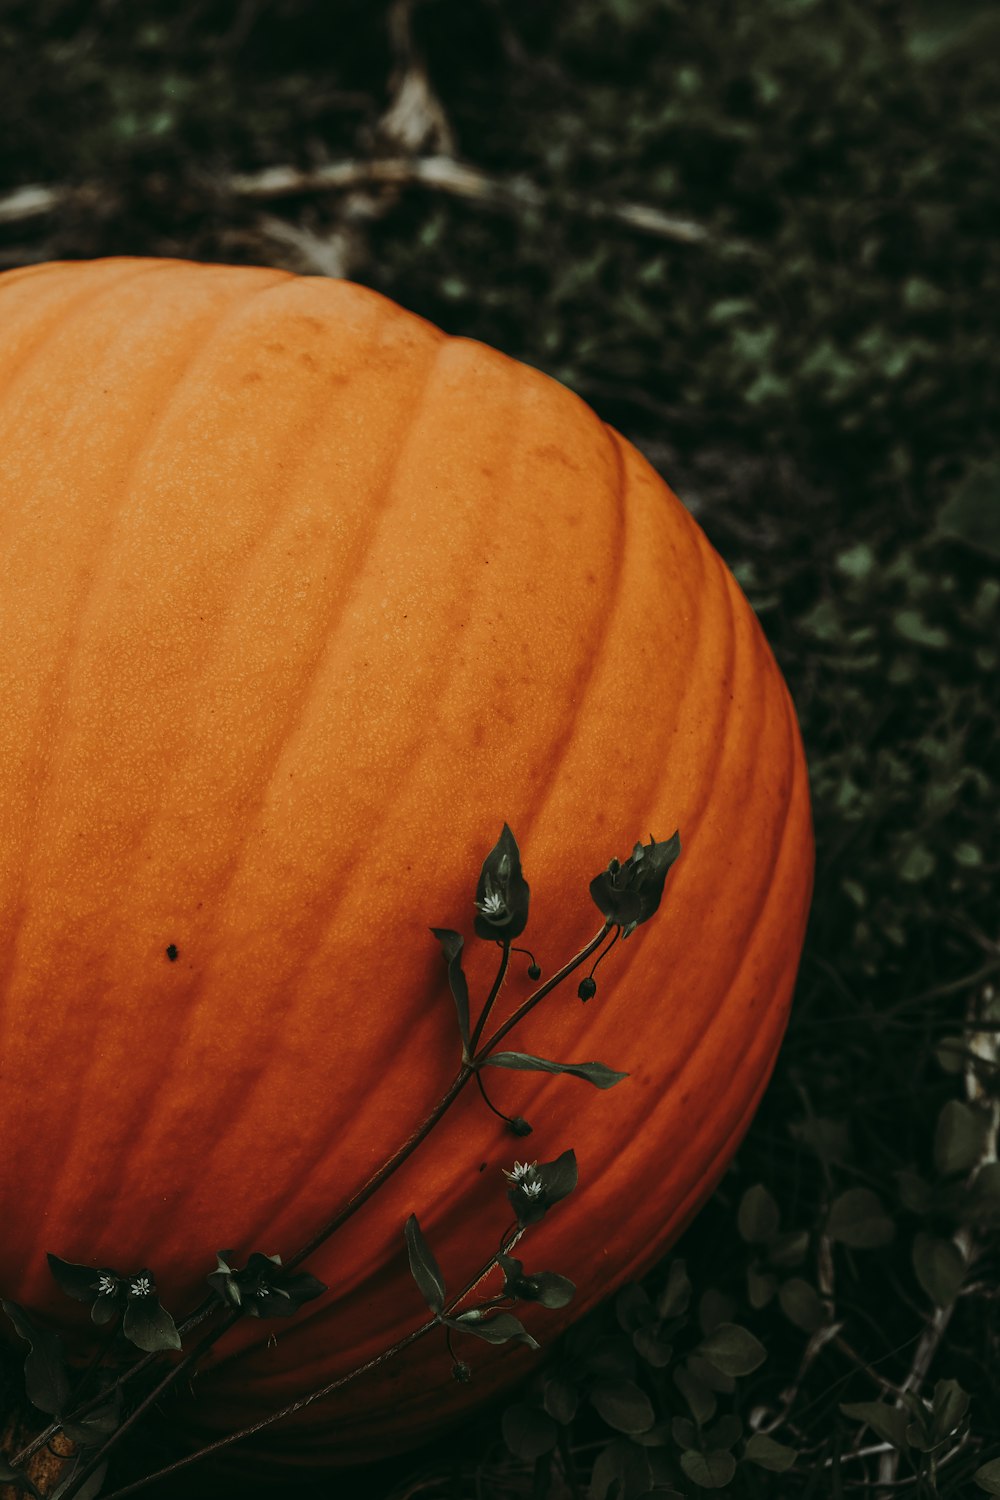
543, 1375, 578, 1425
446, 1310, 539, 1348
633, 1325, 673, 1367
657, 1259, 692, 1319
827, 1187, 895, 1248
766, 1229, 810, 1269
484, 1052, 627, 1089
705, 1414, 743, 1451
588, 1438, 653, 1500
430, 928, 471, 1055
738, 1184, 780, 1245
686, 1352, 736, 1394
896, 1169, 934, 1214
696, 1322, 767, 1378
934, 1100, 987, 1177
590, 1379, 655, 1434
404, 1214, 446, 1315
122, 1290, 181, 1353
931, 1378, 969, 1440
671, 1414, 697, 1448
680, 1449, 736, 1488
974, 1458, 1000, 1494
840, 1401, 910, 1450
502, 1402, 558, 1461
745, 1433, 797, 1472
674, 1363, 716, 1426
2, 1300, 71, 1416
747, 1266, 777, 1309
778, 1278, 826, 1333
912, 1233, 965, 1306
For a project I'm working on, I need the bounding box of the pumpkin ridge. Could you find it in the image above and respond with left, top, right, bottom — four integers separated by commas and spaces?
77, 312, 454, 1252
3, 272, 308, 1241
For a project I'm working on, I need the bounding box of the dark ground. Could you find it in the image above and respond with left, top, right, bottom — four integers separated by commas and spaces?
1, 1, 998, 1496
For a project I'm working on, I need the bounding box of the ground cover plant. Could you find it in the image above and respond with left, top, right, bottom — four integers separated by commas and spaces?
0, 0, 997, 1495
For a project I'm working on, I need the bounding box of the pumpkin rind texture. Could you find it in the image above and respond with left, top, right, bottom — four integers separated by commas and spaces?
0, 258, 813, 1465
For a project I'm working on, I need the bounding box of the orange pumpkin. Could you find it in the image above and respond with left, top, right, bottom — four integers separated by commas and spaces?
0, 258, 812, 1467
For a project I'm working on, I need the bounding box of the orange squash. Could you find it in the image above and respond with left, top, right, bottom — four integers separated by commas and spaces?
0, 258, 812, 1466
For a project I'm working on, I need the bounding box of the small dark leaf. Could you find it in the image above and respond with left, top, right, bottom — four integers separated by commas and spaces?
896, 1169, 934, 1215
430, 927, 471, 1055
589, 831, 681, 936
445, 1310, 539, 1348
589, 1379, 655, 1434
673, 1363, 716, 1426
502, 1402, 558, 1461
840, 1401, 911, 1451
506, 1150, 578, 1227
404, 1214, 446, 1315
737, 1185, 780, 1245
766, 1229, 810, 1269
974, 1458, 1000, 1494
706, 1414, 743, 1451
485, 1052, 627, 1089
474, 824, 530, 941
827, 1187, 895, 1248
633, 1326, 673, 1367
934, 1100, 987, 1177
778, 1277, 825, 1333
616, 1283, 654, 1333
671, 1415, 698, 1450
2, 1300, 71, 1416
685, 1352, 735, 1395
543, 1374, 579, 1425
62, 1389, 122, 1447
744, 1433, 797, 1472
657, 1259, 691, 1319
912, 1232, 965, 1306
680, 1449, 736, 1489
497, 1254, 575, 1308
589, 1438, 653, 1500
122, 1284, 181, 1354
46, 1255, 116, 1306
931, 1378, 970, 1440
698, 1289, 736, 1337
747, 1267, 778, 1309
696, 1322, 767, 1378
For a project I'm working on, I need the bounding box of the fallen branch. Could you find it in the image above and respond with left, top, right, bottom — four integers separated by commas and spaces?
0, 154, 713, 249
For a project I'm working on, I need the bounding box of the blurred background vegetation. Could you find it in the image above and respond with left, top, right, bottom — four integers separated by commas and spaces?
1, 0, 998, 1496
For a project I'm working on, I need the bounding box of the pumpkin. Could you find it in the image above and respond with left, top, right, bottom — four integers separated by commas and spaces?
0, 257, 812, 1468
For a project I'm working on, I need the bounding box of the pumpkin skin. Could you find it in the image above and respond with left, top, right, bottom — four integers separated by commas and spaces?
0, 258, 812, 1467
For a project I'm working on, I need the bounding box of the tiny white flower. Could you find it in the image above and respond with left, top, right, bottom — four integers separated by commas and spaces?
129, 1274, 152, 1298
503, 1160, 538, 1184
97, 1274, 118, 1297
476, 875, 507, 920
522, 1180, 544, 1199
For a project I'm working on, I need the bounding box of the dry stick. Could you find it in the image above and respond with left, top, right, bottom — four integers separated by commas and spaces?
0, 157, 716, 250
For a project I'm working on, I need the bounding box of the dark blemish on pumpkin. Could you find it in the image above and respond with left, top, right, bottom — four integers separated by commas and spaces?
478, 1162, 487, 1173
263, 341, 286, 355
480, 464, 494, 478
471, 721, 486, 748
586, 570, 597, 585
298, 351, 318, 371
241, 371, 263, 386
532, 441, 579, 472
165, 944, 179, 962
296, 314, 323, 333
